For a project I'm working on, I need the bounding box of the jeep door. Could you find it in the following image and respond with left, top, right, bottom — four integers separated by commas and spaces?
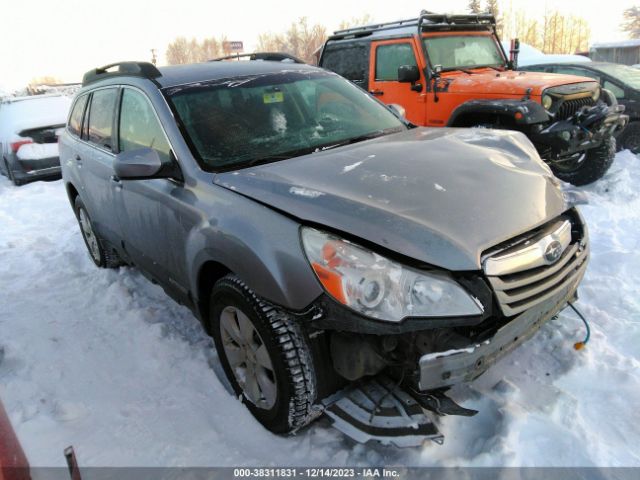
368, 39, 427, 124
78, 87, 123, 246
112, 87, 192, 302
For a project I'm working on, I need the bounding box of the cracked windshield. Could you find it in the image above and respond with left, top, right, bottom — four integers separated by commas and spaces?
167, 71, 404, 169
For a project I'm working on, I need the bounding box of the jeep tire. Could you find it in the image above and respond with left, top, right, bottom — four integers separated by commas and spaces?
210, 274, 317, 434
551, 135, 616, 186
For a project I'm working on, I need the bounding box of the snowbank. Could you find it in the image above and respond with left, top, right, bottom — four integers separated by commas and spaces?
0, 152, 639, 467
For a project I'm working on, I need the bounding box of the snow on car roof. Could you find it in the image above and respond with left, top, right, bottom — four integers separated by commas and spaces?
501, 41, 591, 67
0, 94, 72, 140
591, 39, 640, 49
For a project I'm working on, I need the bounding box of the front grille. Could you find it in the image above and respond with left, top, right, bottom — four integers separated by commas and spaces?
483, 215, 589, 317
555, 96, 596, 121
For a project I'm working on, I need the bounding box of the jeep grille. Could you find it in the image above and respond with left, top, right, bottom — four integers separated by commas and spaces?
555, 97, 596, 121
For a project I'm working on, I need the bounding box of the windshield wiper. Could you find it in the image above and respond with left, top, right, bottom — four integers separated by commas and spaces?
315, 128, 403, 152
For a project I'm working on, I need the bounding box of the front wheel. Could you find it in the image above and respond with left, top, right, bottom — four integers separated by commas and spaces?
210, 274, 317, 434
550, 135, 616, 186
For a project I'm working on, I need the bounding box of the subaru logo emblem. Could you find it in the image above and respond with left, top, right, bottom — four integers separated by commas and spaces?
544, 240, 563, 263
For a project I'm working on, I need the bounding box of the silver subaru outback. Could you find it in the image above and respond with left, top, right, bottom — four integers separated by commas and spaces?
59, 58, 588, 446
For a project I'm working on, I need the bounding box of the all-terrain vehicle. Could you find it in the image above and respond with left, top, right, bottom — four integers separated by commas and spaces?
318, 12, 628, 186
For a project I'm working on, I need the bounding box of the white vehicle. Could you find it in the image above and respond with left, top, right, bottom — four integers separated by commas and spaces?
0, 94, 71, 185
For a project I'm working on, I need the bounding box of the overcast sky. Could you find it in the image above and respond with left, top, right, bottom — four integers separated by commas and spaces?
0, 0, 636, 90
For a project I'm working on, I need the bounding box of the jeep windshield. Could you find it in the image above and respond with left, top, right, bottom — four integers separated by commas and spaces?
424, 35, 506, 71
164, 70, 405, 170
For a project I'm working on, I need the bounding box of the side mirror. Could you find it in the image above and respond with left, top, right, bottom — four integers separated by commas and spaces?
398, 65, 420, 83
388, 103, 406, 119
433, 64, 443, 76
113, 147, 163, 180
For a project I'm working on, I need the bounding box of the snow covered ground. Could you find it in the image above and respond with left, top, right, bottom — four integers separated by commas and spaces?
1, 152, 639, 467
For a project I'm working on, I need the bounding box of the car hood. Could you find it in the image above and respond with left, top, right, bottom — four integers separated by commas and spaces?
444, 70, 598, 96
214, 128, 568, 271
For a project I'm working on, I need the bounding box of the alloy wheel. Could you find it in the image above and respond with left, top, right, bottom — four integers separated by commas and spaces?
78, 208, 101, 262
219, 305, 277, 409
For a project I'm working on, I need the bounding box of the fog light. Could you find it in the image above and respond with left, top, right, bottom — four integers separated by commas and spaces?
561, 131, 571, 141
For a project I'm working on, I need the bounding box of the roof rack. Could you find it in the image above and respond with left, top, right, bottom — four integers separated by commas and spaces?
209, 52, 306, 64
330, 11, 495, 40
82, 62, 162, 86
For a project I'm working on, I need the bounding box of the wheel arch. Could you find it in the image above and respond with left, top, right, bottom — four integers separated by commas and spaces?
65, 182, 80, 209
188, 212, 324, 330
447, 99, 549, 127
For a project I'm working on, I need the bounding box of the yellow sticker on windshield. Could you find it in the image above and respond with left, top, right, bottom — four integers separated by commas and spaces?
263, 92, 284, 104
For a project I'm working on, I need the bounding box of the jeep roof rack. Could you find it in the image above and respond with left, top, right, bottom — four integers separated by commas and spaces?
329, 11, 496, 40
209, 52, 305, 64
82, 61, 162, 86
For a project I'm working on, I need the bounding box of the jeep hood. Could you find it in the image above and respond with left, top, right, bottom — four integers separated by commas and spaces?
444, 70, 598, 96
214, 128, 568, 271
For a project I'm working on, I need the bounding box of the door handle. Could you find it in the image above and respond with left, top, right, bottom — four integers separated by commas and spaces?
369, 90, 384, 96
110, 175, 122, 186
74, 154, 82, 162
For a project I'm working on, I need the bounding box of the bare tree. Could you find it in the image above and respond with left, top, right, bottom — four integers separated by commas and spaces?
485, 0, 503, 36
256, 17, 327, 64
166, 36, 192, 65
338, 14, 375, 30
468, 0, 482, 14
622, 6, 640, 39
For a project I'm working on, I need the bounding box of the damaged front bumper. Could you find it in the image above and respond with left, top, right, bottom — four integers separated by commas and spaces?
530, 101, 628, 158
418, 272, 584, 391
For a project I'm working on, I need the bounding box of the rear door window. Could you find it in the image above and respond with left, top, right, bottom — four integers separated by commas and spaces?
118, 88, 171, 162
321, 43, 370, 88
68, 95, 88, 137
375, 43, 417, 81
553, 66, 600, 81
87, 88, 118, 150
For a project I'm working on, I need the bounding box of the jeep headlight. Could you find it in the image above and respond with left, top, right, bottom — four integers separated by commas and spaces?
301, 227, 483, 322
542, 94, 553, 110
592, 88, 601, 102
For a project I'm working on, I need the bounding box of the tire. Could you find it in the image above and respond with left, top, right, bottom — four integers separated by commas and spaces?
617, 121, 640, 154
210, 274, 317, 434
551, 135, 616, 186
73, 196, 123, 268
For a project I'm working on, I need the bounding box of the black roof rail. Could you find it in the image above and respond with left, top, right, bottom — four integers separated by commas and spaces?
209, 52, 306, 64
82, 62, 162, 86
333, 17, 420, 36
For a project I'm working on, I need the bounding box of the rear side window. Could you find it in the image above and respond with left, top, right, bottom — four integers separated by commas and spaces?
68, 95, 88, 137
321, 43, 370, 87
118, 89, 171, 162
375, 43, 417, 81
554, 66, 600, 81
87, 88, 118, 150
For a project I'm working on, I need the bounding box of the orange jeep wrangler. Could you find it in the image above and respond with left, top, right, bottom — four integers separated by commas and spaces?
318, 12, 628, 185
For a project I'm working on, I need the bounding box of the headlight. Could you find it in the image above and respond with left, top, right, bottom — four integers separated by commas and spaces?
542, 94, 553, 110
592, 88, 600, 102
301, 228, 483, 322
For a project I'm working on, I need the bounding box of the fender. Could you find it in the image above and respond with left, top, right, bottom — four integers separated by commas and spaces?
447, 99, 550, 127
186, 188, 323, 322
